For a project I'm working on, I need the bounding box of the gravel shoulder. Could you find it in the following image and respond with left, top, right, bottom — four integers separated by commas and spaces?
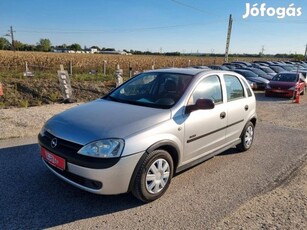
0, 92, 306, 229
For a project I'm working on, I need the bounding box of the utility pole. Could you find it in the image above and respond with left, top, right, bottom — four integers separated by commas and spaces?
261, 45, 265, 56
304, 44, 307, 61
5, 26, 16, 51
224, 14, 233, 63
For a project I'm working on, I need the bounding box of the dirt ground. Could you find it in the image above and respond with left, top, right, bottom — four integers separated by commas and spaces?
0, 91, 306, 229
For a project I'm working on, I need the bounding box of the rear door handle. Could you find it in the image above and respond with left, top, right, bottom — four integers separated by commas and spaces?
220, 112, 226, 119
244, 105, 249, 111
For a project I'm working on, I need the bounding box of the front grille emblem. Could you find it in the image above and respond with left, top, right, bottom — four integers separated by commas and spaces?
51, 138, 58, 148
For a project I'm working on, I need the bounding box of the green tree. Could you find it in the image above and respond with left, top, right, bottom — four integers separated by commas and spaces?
69, 43, 82, 51
14, 40, 25, 51
0, 37, 11, 50
37, 38, 51, 52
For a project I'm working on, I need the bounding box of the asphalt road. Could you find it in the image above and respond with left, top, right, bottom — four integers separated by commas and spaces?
2, 89, 307, 229
0, 120, 306, 230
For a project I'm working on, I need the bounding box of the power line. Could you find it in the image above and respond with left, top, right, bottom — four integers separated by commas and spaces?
169, 0, 216, 16
15, 20, 226, 34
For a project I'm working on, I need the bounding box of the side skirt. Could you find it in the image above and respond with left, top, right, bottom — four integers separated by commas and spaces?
176, 139, 241, 174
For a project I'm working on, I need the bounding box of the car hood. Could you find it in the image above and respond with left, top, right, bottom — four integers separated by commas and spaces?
268, 81, 296, 89
44, 99, 171, 145
247, 77, 269, 84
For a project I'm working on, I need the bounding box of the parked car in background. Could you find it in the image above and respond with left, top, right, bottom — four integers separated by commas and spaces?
223, 63, 244, 69
236, 67, 273, 80
253, 61, 274, 66
269, 64, 296, 72
265, 72, 306, 98
268, 65, 287, 73
38, 68, 257, 202
190, 66, 211, 69
234, 69, 269, 90
231, 61, 252, 67
208, 65, 230, 70
255, 66, 277, 76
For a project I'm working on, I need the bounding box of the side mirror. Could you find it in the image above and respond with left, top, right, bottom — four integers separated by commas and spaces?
186, 98, 215, 114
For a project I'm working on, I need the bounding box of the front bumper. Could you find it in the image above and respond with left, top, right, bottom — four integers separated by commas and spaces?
42, 149, 144, 195
265, 89, 295, 98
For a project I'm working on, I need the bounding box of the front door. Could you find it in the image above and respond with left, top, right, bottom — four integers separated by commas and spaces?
183, 75, 226, 163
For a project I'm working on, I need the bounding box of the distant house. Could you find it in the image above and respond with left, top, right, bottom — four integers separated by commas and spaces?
52, 47, 129, 55
52, 48, 69, 53
99, 50, 131, 55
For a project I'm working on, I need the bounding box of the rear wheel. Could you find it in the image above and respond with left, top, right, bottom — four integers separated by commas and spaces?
132, 149, 173, 203
237, 121, 254, 152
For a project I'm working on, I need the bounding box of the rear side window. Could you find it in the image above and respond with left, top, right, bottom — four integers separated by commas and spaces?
224, 75, 244, 101
242, 80, 252, 97
188, 75, 222, 105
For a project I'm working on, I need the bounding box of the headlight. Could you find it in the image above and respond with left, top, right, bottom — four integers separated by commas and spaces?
39, 127, 46, 136
265, 85, 271, 89
288, 86, 296, 90
78, 139, 124, 158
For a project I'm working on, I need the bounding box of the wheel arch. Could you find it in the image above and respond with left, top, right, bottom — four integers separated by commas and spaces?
146, 140, 180, 172
127, 140, 180, 193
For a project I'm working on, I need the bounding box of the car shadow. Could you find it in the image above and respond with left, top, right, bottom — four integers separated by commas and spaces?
0, 143, 143, 229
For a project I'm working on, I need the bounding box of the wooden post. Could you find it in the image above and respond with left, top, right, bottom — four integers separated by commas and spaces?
69, 61, 73, 75
60, 64, 64, 71
129, 63, 132, 78
115, 64, 123, 87
0, 82, 3, 96
103, 60, 107, 75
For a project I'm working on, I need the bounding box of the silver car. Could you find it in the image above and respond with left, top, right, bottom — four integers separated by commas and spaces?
39, 68, 257, 202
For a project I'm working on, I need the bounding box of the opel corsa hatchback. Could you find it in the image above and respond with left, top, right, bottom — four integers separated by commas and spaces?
39, 68, 257, 202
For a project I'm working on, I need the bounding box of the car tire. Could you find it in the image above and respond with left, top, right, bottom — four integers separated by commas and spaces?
132, 149, 173, 203
237, 121, 255, 152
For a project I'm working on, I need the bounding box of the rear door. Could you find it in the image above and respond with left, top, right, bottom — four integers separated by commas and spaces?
223, 74, 255, 143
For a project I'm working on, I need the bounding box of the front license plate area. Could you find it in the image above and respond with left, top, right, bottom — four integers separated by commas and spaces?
41, 147, 66, 171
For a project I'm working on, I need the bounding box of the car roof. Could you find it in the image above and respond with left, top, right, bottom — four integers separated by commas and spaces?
145, 68, 209, 75
144, 68, 240, 77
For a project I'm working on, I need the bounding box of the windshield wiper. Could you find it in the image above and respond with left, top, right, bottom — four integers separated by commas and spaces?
106, 95, 121, 102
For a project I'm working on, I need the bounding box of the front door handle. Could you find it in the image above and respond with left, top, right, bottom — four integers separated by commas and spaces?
220, 112, 226, 119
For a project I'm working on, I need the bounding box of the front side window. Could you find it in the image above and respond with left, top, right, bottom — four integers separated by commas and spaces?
188, 75, 222, 105
224, 75, 244, 101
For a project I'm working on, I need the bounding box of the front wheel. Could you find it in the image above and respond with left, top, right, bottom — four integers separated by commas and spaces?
237, 121, 255, 152
132, 149, 173, 203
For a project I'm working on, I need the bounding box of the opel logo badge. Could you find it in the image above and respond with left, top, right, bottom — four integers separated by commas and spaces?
51, 138, 58, 148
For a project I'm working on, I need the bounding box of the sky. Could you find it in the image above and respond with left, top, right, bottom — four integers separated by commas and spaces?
0, 0, 306, 54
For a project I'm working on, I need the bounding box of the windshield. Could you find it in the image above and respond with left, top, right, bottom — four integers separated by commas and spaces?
236, 70, 258, 78
281, 65, 295, 71
272, 73, 298, 82
251, 68, 267, 76
261, 67, 275, 74
270, 66, 285, 73
106, 72, 193, 109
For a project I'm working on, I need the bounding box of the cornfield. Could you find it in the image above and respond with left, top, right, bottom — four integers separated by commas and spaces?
0, 50, 227, 76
